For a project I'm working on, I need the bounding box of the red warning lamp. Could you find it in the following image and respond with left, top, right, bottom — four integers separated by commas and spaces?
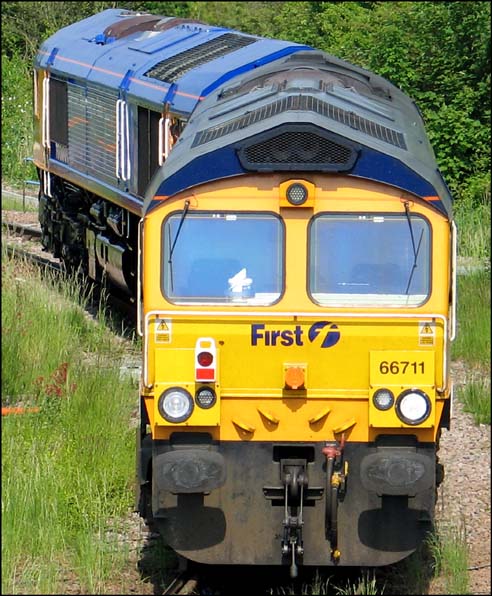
195, 338, 217, 382
197, 351, 214, 367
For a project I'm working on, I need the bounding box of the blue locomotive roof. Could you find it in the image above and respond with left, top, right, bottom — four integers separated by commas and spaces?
145, 50, 453, 217
35, 8, 453, 219
35, 8, 312, 116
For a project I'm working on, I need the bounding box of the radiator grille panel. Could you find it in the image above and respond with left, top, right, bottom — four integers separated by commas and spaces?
144, 33, 256, 83
67, 83, 117, 186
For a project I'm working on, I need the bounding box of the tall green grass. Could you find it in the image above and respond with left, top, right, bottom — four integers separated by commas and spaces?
427, 522, 470, 595
1, 249, 139, 594
452, 268, 490, 366
271, 570, 382, 595
452, 268, 490, 425
1, 190, 39, 212
454, 177, 490, 261
458, 379, 490, 425
1, 54, 35, 186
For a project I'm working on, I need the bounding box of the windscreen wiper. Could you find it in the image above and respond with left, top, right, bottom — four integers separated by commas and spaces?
403, 201, 424, 294
168, 199, 190, 291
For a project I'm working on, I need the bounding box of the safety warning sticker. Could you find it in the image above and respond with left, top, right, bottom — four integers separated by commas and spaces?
155, 318, 172, 343
418, 321, 435, 346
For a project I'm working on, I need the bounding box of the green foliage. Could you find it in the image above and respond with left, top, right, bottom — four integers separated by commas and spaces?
186, 1, 278, 38
1, 2, 118, 60
2, 1, 490, 252
334, 572, 381, 595
427, 523, 469, 595
2, 251, 138, 593
1, 53, 35, 185
452, 268, 491, 366
458, 379, 491, 425
136, 2, 192, 19
270, 2, 491, 207
454, 177, 490, 260
2, 257, 108, 399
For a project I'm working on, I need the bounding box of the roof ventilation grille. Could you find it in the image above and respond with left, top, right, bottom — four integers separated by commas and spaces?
144, 33, 256, 83
193, 95, 406, 149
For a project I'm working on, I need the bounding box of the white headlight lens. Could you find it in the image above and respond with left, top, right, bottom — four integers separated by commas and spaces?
396, 390, 431, 425
158, 388, 193, 423
195, 387, 217, 409
286, 183, 308, 205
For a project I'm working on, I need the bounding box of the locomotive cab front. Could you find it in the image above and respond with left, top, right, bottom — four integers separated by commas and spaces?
137, 173, 455, 572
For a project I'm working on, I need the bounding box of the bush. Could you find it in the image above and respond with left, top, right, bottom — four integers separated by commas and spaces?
1, 53, 35, 185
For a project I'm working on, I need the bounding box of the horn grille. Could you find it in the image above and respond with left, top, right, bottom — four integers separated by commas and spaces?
238, 126, 358, 172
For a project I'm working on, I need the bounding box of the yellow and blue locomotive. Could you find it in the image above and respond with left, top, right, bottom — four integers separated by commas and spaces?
33, 9, 456, 576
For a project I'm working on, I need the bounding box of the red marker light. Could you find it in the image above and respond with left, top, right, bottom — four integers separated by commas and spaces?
195, 338, 217, 382
197, 351, 214, 367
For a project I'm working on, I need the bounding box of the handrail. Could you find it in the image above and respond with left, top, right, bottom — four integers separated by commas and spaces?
115, 99, 121, 178
164, 115, 171, 160
42, 74, 50, 149
142, 310, 449, 392
450, 221, 458, 341
137, 218, 143, 337
123, 100, 131, 181
158, 117, 164, 166
116, 99, 131, 182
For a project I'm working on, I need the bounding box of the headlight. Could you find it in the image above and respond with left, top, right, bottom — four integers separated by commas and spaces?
372, 388, 394, 411
286, 182, 308, 206
158, 387, 194, 423
195, 387, 216, 409
395, 389, 431, 425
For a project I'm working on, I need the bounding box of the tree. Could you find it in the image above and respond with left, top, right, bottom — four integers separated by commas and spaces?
1, 1, 489, 202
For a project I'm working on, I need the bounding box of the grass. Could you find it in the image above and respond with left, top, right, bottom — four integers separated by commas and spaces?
1, 249, 140, 594
1, 188, 39, 212
383, 522, 470, 595
454, 182, 490, 262
334, 572, 381, 595
457, 379, 490, 425
271, 570, 382, 595
452, 268, 491, 366
427, 522, 470, 595
452, 267, 491, 426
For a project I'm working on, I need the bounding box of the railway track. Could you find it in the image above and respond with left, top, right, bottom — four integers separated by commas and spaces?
3, 220, 63, 273
2, 217, 137, 324
3, 220, 42, 239
162, 572, 197, 595
4, 243, 61, 272
156, 562, 386, 595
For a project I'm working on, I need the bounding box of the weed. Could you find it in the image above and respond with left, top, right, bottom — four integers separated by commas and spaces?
452, 269, 490, 367
427, 521, 469, 595
334, 571, 382, 595
458, 379, 491, 425
1, 250, 139, 594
